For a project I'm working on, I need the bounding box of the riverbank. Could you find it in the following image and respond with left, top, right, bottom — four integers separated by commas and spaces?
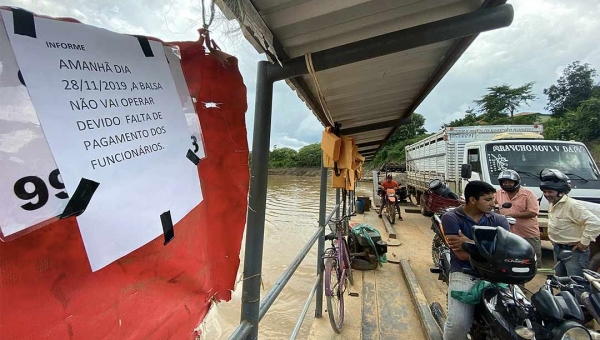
268, 167, 376, 177
268, 167, 321, 176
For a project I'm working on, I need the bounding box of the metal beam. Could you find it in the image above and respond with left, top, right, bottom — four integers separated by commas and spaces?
357, 140, 384, 147
359, 145, 379, 151
266, 4, 514, 82
240, 61, 273, 340
340, 120, 396, 135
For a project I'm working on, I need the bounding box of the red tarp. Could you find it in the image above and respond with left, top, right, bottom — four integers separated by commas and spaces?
0, 12, 249, 339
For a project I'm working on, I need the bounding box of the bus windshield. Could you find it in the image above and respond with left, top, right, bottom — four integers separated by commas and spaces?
485, 142, 600, 187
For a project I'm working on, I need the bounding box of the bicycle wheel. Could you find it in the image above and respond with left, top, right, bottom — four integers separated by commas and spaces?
325, 257, 344, 333
342, 238, 354, 286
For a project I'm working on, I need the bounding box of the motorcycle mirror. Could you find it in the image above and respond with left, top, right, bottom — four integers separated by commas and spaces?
502, 202, 512, 209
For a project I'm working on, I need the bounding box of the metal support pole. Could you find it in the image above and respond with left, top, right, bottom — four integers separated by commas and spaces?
336, 189, 340, 219
315, 159, 327, 317
342, 189, 347, 217
240, 61, 273, 340
348, 190, 353, 220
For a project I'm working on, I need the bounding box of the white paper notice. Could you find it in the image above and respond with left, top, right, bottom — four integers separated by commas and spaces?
1, 10, 203, 271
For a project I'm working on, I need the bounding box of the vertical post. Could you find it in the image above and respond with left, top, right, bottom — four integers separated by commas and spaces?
348, 190, 352, 220
315, 158, 328, 317
240, 61, 273, 340
343, 189, 347, 217
336, 189, 340, 219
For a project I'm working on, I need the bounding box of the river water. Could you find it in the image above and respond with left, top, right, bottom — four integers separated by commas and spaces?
200, 175, 373, 339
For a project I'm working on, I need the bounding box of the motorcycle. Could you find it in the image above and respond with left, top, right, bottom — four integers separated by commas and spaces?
430, 208, 454, 284
426, 179, 462, 284
384, 188, 399, 224
549, 250, 600, 326
396, 185, 409, 203
430, 226, 597, 340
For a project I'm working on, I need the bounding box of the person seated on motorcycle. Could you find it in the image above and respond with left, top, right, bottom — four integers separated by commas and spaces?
441, 180, 510, 340
495, 169, 542, 268
540, 169, 600, 277
378, 174, 403, 220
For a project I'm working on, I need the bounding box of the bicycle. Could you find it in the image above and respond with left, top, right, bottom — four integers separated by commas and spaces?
323, 213, 355, 333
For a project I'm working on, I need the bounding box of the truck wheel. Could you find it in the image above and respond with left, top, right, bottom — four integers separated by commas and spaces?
420, 194, 433, 217
589, 252, 600, 272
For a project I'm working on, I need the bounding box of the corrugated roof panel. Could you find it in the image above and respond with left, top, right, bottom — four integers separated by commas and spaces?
215, 0, 509, 159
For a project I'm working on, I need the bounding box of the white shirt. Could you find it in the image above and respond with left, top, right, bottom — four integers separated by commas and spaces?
548, 195, 600, 246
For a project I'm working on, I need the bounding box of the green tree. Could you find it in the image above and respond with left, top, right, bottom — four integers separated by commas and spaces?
571, 97, 600, 141
387, 113, 427, 144
474, 82, 537, 120
371, 113, 429, 165
543, 61, 598, 116
296, 143, 321, 167
444, 107, 479, 127
269, 147, 298, 168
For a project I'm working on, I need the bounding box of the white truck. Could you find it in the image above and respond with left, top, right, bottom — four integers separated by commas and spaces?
404, 125, 600, 240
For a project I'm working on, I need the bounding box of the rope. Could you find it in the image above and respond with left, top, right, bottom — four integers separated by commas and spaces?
201, 0, 216, 30
304, 52, 335, 127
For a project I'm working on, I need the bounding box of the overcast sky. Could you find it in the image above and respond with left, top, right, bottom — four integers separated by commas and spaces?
3, 0, 600, 150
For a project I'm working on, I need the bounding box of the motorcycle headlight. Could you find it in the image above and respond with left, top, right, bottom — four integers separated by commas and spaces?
553, 321, 591, 340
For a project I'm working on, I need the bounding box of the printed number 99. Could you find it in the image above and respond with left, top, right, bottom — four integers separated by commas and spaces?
13, 169, 69, 211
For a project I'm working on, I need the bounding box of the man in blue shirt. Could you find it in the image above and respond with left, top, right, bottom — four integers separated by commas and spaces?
441, 181, 510, 340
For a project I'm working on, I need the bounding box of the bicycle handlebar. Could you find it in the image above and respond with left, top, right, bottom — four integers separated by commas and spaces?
329, 213, 356, 223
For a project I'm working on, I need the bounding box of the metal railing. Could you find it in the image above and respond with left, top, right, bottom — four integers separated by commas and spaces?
229, 164, 341, 339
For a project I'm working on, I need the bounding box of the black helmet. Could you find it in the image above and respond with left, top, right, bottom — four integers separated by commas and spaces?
462, 226, 536, 284
429, 179, 459, 199
539, 169, 571, 195
497, 169, 520, 192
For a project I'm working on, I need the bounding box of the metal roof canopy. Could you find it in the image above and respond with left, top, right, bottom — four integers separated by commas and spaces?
217, 0, 512, 161
220, 1, 514, 338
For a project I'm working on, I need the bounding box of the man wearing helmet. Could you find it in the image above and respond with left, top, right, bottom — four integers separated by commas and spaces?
540, 169, 600, 277
441, 181, 510, 340
378, 174, 403, 220
496, 169, 542, 267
